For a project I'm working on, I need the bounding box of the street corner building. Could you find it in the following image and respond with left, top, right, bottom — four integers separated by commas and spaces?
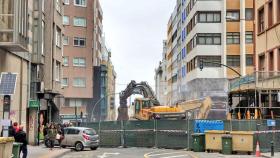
0, 0, 64, 145
0, 0, 117, 145
155, 0, 280, 119
61, 0, 117, 123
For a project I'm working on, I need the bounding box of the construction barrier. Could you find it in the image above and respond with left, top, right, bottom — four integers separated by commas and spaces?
81, 119, 280, 151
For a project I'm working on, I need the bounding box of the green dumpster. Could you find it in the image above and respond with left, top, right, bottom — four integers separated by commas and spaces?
222, 135, 232, 155
12, 142, 22, 158
192, 133, 205, 152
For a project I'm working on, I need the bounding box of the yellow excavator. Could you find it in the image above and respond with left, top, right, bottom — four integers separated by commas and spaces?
117, 81, 186, 120
133, 98, 186, 120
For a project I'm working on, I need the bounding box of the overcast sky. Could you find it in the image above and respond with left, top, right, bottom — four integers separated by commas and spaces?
100, 0, 176, 96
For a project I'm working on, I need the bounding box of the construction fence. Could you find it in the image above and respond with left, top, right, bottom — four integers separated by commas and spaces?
81, 119, 280, 152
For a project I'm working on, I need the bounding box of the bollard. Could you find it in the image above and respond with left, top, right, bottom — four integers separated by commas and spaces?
271, 141, 274, 157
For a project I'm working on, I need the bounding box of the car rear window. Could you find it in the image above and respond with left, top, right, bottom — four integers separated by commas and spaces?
83, 129, 96, 135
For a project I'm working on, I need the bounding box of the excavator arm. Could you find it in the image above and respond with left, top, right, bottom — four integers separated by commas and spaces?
117, 80, 160, 120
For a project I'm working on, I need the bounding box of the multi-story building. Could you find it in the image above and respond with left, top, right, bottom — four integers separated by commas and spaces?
62, 0, 104, 122
255, 0, 280, 72
0, 0, 64, 144
0, 0, 30, 137
156, 0, 255, 118
155, 40, 168, 105
106, 54, 117, 121
92, 36, 116, 121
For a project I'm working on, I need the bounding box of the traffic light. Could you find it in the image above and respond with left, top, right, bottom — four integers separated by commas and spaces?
199, 59, 204, 71
228, 94, 233, 106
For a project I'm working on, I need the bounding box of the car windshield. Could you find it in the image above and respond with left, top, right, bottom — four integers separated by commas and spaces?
83, 129, 96, 135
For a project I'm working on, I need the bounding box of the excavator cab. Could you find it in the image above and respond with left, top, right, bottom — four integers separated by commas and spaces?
134, 98, 154, 120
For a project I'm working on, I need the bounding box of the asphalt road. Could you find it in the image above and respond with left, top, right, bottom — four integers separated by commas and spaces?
61, 147, 193, 158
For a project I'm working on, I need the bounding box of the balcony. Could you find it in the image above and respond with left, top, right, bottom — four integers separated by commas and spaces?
0, 0, 28, 52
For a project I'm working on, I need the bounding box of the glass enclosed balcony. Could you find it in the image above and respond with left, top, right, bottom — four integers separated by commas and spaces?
0, 0, 28, 52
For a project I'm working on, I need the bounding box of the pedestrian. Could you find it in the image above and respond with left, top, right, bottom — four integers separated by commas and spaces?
48, 123, 57, 150
15, 125, 28, 158
13, 122, 19, 133
57, 124, 64, 148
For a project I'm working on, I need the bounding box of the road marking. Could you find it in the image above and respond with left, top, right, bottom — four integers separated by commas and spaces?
161, 155, 190, 158
97, 152, 120, 158
148, 152, 186, 157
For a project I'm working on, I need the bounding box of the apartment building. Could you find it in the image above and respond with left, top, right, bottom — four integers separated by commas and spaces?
255, 0, 280, 72
156, 0, 255, 117
0, 0, 30, 136
0, 0, 64, 144
62, 0, 103, 122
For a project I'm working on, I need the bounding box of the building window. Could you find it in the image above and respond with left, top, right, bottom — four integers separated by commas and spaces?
227, 32, 240, 44
226, 10, 240, 21
73, 57, 86, 67
63, 36, 69, 45
246, 54, 253, 66
55, 61, 61, 81
245, 8, 254, 20
73, 78, 86, 87
64, 0, 69, 5
74, 0, 86, 7
258, 8, 265, 33
196, 33, 221, 45
56, 27, 61, 47
245, 32, 253, 44
198, 12, 221, 23
259, 55, 265, 71
73, 37, 86, 47
268, 1, 273, 27
56, 0, 61, 13
63, 57, 69, 66
62, 78, 68, 87
73, 17, 86, 27
196, 56, 221, 67
181, 65, 187, 78
63, 16, 69, 25
227, 55, 240, 67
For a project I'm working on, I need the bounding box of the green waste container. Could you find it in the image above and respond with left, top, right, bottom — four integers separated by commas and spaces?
12, 142, 22, 158
222, 135, 232, 155
192, 133, 205, 152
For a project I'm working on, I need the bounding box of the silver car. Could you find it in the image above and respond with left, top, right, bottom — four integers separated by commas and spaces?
61, 127, 99, 151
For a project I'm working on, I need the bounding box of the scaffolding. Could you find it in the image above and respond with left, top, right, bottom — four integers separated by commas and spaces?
229, 71, 280, 119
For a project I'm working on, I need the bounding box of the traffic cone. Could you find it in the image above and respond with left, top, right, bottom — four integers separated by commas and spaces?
255, 141, 261, 157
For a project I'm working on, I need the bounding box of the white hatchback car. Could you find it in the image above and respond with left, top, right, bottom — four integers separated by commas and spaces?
61, 127, 99, 151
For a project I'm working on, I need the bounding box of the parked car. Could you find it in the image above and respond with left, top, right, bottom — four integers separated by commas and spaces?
44, 127, 99, 151
62, 127, 99, 151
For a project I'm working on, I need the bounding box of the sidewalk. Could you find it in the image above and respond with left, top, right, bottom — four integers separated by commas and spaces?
188, 151, 280, 158
28, 145, 71, 158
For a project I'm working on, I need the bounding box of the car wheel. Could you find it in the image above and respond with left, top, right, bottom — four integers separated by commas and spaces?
75, 142, 84, 151
61, 145, 66, 148
90, 147, 98, 150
